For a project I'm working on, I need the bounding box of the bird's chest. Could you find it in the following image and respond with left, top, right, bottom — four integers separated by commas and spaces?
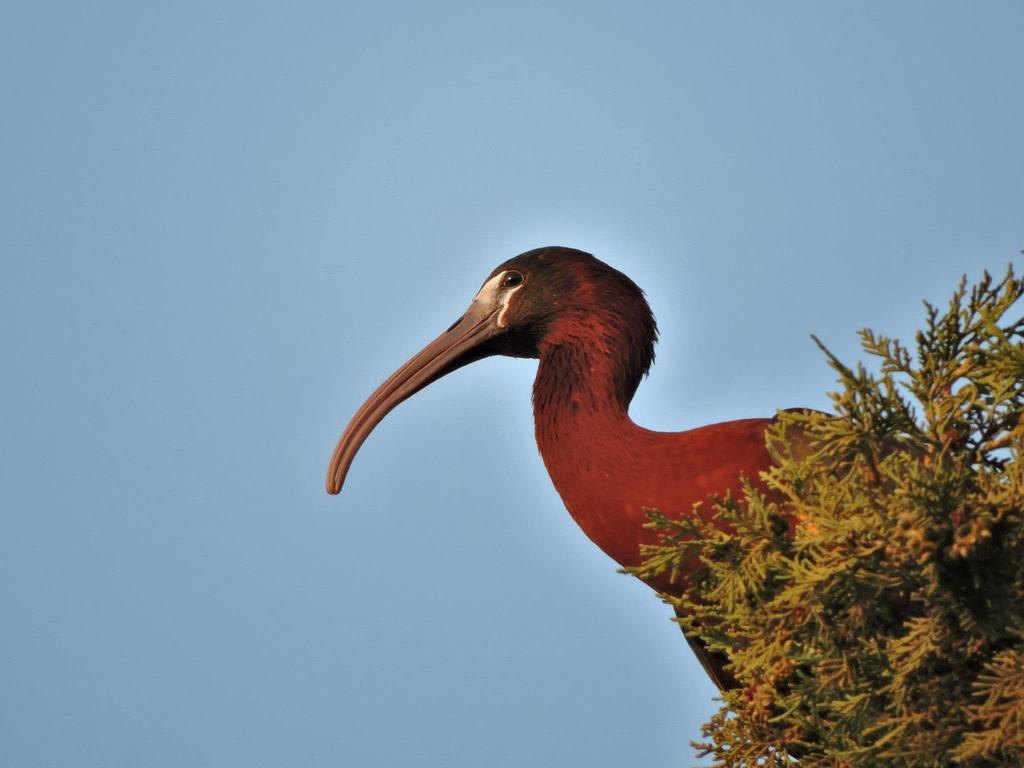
535, 431, 684, 572
535, 418, 776, 586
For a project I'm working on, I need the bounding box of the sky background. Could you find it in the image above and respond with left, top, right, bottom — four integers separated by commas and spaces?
2, 2, 1023, 766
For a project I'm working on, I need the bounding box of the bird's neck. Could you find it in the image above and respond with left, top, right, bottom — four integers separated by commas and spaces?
532, 308, 648, 422
532, 340, 637, 436
531, 328, 653, 567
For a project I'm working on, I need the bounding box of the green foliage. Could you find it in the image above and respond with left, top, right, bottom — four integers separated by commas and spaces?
637, 266, 1024, 766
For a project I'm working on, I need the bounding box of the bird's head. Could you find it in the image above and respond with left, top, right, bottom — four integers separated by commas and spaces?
326, 246, 657, 494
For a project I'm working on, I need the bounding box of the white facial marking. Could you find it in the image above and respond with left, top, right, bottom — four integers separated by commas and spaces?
472, 272, 505, 309
496, 282, 519, 327
471, 271, 524, 328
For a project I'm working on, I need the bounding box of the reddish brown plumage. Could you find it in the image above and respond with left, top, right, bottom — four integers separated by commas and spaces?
326, 246, 789, 690
536, 402, 774, 577
528, 253, 774, 580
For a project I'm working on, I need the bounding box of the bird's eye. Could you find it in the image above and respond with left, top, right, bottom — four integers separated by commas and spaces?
501, 270, 524, 289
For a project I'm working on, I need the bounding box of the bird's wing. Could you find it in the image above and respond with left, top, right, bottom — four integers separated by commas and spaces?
673, 409, 830, 691
675, 605, 738, 691
773, 407, 829, 462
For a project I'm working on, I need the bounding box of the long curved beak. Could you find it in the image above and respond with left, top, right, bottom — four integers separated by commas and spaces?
326, 299, 504, 495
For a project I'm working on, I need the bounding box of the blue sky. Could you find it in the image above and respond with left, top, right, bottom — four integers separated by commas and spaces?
2, 2, 1022, 766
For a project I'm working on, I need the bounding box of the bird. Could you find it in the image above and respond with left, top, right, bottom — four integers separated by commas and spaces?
326, 246, 803, 690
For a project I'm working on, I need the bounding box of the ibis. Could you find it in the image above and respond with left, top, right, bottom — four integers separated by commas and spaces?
327, 246, 802, 689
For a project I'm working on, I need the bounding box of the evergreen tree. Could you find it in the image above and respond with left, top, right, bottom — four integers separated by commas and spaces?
635, 266, 1024, 766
